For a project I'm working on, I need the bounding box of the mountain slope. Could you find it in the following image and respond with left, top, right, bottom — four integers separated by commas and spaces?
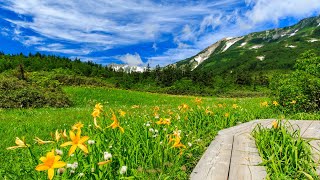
175, 15, 320, 75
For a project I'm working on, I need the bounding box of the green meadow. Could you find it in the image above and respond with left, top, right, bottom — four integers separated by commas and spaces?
1, 86, 320, 179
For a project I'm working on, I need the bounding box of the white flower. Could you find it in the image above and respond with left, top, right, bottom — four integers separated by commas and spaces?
109, 145, 113, 148
154, 129, 159, 133
145, 123, 151, 127
152, 134, 158, 138
88, 140, 95, 145
149, 128, 154, 132
55, 149, 63, 155
104, 152, 112, 160
70, 170, 75, 174
120, 166, 127, 174
70, 154, 75, 157
57, 168, 65, 175
72, 162, 78, 169
66, 163, 73, 168
160, 141, 163, 144
163, 128, 167, 131
188, 142, 192, 147
78, 173, 84, 177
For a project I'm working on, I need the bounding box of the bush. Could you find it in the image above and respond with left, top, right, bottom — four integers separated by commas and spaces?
271, 50, 320, 112
0, 76, 71, 108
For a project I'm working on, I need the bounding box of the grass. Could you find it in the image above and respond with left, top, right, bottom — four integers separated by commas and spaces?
252, 120, 319, 179
0, 86, 320, 179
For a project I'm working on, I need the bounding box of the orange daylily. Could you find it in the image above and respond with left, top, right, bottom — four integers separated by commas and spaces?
34, 137, 54, 145
272, 101, 279, 106
156, 118, 171, 125
35, 149, 66, 180
272, 120, 278, 129
98, 160, 112, 166
60, 130, 89, 156
195, 97, 202, 105
7, 137, 29, 150
72, 122, 84, 131
119, 110, 126, 117
108, 113, 124, 133
232, 104, 238, 109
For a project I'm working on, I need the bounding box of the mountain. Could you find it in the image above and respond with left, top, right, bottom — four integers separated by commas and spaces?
108, 64, 146, 73
174, 15, 320, 75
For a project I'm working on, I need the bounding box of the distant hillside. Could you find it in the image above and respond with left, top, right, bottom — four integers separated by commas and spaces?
174, 15, 320, 75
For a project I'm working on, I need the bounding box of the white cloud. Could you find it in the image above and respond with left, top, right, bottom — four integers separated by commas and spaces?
116, 53, 143, 66
245, 0, 320, 24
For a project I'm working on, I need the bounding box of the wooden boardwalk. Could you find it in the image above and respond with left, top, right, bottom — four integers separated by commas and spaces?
190, 119, 320, 180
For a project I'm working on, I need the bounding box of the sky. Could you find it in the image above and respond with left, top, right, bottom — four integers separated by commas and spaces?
0, 0, 320, 67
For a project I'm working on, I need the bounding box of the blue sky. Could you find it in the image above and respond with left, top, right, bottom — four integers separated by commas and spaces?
0, 0, 320, 67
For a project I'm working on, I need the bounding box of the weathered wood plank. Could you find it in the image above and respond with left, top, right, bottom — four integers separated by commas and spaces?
228, 132, 266, 180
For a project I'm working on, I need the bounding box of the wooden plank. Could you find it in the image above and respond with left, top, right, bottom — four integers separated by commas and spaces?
228, 132, 267, 180
191, 135, 234, 180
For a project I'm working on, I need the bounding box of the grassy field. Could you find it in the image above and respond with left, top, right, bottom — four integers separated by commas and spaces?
1, 87, 319, 179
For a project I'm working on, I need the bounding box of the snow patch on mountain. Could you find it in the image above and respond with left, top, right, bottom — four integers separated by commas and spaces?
222, 37, 243, 52
289, 29, 299, 37
250, 45, 263, 49
307, 38, 319, 42
286, 44, 296, 48
109, 64, 146, 73
239, 42, 247, 47
256, 56, 265, 61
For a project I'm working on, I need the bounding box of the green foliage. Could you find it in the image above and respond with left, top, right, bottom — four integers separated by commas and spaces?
252, 121, 318, 179
271, 51, 320, 112
0, 76, 71, 108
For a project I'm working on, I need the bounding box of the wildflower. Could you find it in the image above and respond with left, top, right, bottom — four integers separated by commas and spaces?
61, 129, 68, 140
149, 128, 154, 132
272, 120, 278, 129
131, 105, 140, 109
93, 117, 101, 129
78, 173, 84, 177
66, 163, 73, 168
232, 104, 238, 109
55, 149, 63, 155
291, 100, 296, 104
72, 122, 84, 131
154, 129, 159, 133
88, 140, 95, 145
195, 97, 202, 105
188, 142, 192, 147
35, 149, 66, 180
224, 112, 230, 118
71, 162, 78, 169
119, 110, 126, 117
60, 130, 89, 156
173, 129, 181, 137
7, 137, 29, 150
120, 166, 128, 174
152, 134, 158, 138
92, 110, 100, 118
34, 137, 54, 145
154, 112, 160, 119
218, 104, 223, 108
95, 103, 103, 112
260, 101, 269, 107
145, 123, 151, 127
163, 128, 167, 131
156, 118, 171, 125
55, 130, 61, 142
272, 101, 279, 106
104, 152, 112, 160
171, 135, 186, 149
205, 108, 213, 115
98, 160, 111, 166
154, 106, 160, 112
70, 170, 75, 174
178, 104, 189, 110
108, 113, 124, 133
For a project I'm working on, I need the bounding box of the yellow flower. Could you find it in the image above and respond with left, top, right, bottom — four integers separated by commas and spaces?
60, 130, 89, 156
72, 122, 84, 131
7, 137, 29, 150
153, 106, 160, 112
98, 160, 112, 166
108, 113, 124, 133
131, 105, 140, 109
224, 112, 230, 118
205, 108, 213, 115
172, 136, 186, 149
272, 120, 278, 129
218, 104, 223, 108
272, 101, 279, 106
34, 137, 54, 145
156, 118, 171, 125
61, 129, 68, 140
260, 101, 269, 107
94, 103, 103, 112
178, 104, 189, 110
232, 104, 238, 109
55, 130, 61, 142
35, 149, 66, 180
119, 110, 126, 117
92, 109, 100, 118
194, 97, 202, 105
291, 100, 296, 104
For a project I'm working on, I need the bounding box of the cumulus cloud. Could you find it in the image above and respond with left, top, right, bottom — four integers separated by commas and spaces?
116, 53, 143, 66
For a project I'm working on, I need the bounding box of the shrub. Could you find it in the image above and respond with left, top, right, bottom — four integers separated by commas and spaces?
271, 50, 320, 112
0, 76, 71, 108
